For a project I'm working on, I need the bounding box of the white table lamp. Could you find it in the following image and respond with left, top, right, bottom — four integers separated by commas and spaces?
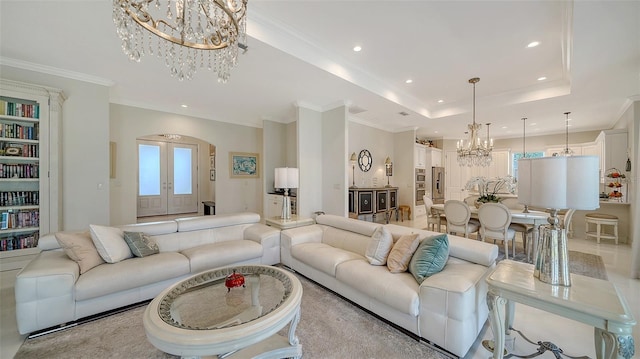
518, 156, 599, 286
275, 167, 299, 220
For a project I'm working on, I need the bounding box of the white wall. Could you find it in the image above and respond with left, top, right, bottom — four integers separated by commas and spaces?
394, 131, 416, 210
1, 66, 110, 231
262, 120, 287, 195
491, 130, 601, 153
348, 122, 395, 188
296, 106, 322, 217
322, 106, 348, 216
110, 104, 263, 225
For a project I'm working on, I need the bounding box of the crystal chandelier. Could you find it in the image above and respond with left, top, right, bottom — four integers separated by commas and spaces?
112, 0, 248, 83
456, 77, 493, 167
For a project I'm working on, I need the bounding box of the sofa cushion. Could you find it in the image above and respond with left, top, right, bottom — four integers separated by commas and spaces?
75, 252, 190, 301
365, 226, 393, 265
123, 231, 160, 257
409, 234, 449, 284
55, 231, 105, 274
336, 259, 420, 316
181, 240, 263, 273
89, 224, 132, 263
291, 242, 363, 277
387, 233, 419, 273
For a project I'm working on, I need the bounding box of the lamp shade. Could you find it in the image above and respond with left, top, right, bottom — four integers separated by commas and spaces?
517, 156, 599, 210
275, 167, 299, 189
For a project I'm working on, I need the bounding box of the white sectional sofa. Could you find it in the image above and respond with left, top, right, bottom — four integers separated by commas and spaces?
14, 212, 280, 335
280, 214, 499, 357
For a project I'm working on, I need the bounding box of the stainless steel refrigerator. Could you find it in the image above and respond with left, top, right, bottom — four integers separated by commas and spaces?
431, 167, 445, 204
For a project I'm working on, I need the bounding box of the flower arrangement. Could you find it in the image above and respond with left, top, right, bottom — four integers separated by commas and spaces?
465, 176, 517, 203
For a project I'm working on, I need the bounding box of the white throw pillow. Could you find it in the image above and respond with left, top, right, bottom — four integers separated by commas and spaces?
89, 224, 132, 263
365, 226, 393, 265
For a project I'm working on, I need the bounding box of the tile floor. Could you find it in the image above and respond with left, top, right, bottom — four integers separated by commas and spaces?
0, 214, 637, 359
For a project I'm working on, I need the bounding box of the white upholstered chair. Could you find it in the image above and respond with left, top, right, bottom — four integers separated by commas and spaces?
560, 208, 576, 238
424, 195, 446, 232
478, 203, 516, 259
562, 208, 576, 235
501, 197, 532, 256
444, 200, 480, 238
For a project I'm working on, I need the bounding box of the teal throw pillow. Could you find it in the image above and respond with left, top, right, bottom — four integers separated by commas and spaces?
408, 234, 449, 284
123, 231, 159, 257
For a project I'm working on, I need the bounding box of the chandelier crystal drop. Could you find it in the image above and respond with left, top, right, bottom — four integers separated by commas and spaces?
456, 77, 493, 167
112, 0, 248, 83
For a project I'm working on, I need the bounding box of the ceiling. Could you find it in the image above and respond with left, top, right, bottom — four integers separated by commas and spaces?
1, 1, 638, 141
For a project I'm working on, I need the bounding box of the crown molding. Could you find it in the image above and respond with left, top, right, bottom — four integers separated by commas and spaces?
0, 57, 115, 87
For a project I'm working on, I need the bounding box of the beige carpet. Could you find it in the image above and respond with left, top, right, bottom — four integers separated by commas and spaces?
15, 273, 448, 359
15, 253, 606, 358
491, 240, 608, 280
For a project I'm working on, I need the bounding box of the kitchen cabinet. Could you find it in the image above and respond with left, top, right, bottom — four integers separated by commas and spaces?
414, 144, 426, 168
443, 149, 510, 202
596, 129, 628, 180
265, 194, 297, 219
429, 148, 442, 167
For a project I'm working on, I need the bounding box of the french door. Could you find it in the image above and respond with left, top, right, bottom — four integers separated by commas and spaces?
137, 140, 198, 217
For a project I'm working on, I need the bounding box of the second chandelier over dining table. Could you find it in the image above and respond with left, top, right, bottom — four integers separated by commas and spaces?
457, 77, 494, 167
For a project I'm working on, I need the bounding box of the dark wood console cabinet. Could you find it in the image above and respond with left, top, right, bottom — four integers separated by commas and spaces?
348, 187, 398, 222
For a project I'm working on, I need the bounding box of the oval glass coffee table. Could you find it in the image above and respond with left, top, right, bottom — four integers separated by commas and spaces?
143, 265, 303, 359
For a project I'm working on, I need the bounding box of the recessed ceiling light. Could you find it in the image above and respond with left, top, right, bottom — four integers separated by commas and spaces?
181, 104, 188, 108
527, 41, 540, 48
537, 76, 547, 81
353, 45, 362, 52
434, 131, 439, 134
502, 126, 508, 129
437, 99, 444, 103
530, 122, 537, 126
405, 79, 413, 84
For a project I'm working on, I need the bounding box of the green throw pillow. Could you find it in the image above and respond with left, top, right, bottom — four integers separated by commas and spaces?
123, 231, 159, 257
408, 234, 449, 284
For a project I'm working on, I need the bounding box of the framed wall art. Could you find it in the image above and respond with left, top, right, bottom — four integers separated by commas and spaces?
229, 152, 260, 178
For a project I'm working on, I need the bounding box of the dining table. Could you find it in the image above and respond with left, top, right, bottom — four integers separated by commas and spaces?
431, 203, 549, 263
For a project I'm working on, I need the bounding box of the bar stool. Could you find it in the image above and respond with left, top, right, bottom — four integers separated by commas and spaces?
398, 205, 411, 222
585, 213, 619, 244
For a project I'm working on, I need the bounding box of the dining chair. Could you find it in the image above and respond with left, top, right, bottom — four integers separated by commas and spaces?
501, 197, 532, 257
559, 208, 576, 238
478, 202, 517, 259
562, 208, 576, 235
424, 195, 446, 232
444, 200, 480, 238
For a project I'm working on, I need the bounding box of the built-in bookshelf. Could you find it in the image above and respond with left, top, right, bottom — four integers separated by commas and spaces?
0, 79, 64, 269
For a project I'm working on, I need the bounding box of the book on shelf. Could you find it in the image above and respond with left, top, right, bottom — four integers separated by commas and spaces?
0, 209, 40, 229
0, 123, 38, 140
0, 231, 40, 251
0, 99, 40, 119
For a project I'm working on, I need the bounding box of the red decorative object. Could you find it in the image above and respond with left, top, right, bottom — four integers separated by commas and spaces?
225, 270, 245, 292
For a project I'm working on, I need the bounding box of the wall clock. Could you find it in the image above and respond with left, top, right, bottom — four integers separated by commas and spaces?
358, 149, 372, 172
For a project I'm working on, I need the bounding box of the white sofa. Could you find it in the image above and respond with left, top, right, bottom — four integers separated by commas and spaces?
14, 212, 280, 335
280, 214, 498, 357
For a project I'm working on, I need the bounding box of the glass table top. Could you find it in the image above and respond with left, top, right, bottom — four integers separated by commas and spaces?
158, 266, 293, 330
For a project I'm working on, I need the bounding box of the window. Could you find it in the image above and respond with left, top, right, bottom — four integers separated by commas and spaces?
512, 152, 544, 179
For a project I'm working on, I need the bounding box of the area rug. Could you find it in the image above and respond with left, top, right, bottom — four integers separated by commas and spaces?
15, 273, 448, 359
490, 240, 608, 280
